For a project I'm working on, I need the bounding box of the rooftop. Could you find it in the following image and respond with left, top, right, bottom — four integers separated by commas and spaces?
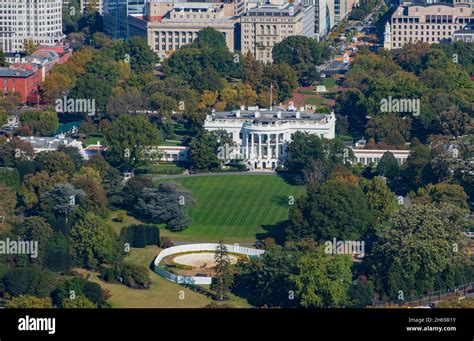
210, 108, 331, 122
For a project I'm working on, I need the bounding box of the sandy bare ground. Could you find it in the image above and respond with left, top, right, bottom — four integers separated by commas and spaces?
172, 252, 239, 269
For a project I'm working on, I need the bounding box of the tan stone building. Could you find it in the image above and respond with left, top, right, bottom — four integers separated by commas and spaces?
129, 0, 239, 59
240, 0, 315, 63
384, 3, 474, 50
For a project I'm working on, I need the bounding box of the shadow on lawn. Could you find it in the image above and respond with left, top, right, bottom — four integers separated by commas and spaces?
256, 220, 288, 245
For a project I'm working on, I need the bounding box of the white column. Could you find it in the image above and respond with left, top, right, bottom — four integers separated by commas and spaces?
251, 133, 255, 158
258, 134, 262, 162
276, 134, 279, 159
245, 132, 249, 159
267, 134, 270, 160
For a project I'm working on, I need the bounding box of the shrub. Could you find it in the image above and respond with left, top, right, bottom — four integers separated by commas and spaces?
120, 224, 160, 248
160, 236, 174, 249
121, 264, 150, 288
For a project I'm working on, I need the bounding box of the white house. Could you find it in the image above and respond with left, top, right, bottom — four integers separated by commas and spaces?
204, 106, 336, 171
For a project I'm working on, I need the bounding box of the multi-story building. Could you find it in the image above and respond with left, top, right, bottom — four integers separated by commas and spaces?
0, 0, 64, 53
129, 1, 238, 59
241, 0, 315, 63
0, 45, 72, 103
203, 106, 336, 171
103, 0, 130, 39
302, 0, 331, 39
331, 0, 359, 25
384, 2, 474, 50
452, 26, 474, 41
454, 0, 473, 13
349, 149, 410, 166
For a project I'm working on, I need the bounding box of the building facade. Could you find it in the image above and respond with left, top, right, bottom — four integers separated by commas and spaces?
0, 0, 64, 53
204, 106, 336, 171
240, 0, 315, 63
384, 3, 474, 50
350, 149, 410, 166
129, 1, 238, 59
103, 0, 129, 39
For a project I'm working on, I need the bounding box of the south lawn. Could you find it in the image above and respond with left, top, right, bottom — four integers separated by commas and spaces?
157, 174, 305, 243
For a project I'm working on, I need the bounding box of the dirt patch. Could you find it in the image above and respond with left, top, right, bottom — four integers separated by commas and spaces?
173, 252, 239, 269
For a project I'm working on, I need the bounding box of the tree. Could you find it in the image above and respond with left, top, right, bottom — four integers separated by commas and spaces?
212, 241, 233, 300
285, 132, 348, 184
0, 183, 17, 230
121, 176, 154, 210
4, 267, 56, 297
188, 130, 221, 171
288, 179, 373, 242
373, 203, 469, 299
41, 72, 73, 104
20, 110, 59, 136
106, 87, 147, 118
403, 141, 433, 188
72, 172, 108, 217
272, 36, 325, 84
366, 116, 411, 149
0, 167, 21, 189
57, 145, 84, 171
435, 108, 469, 137
0, 49, 6, 67
13, 217, 53, 266
0, 107, 7, 126
123, 36, 157, 73
134, 183, 193, 231
7, 295, 53, 308
0, 137, 35, 167
361, 177, 397, 228
266, 63, 298, 103
35, 151, 76, 176
19, 171, 69, 210
41, 183, 86, 221
376, 151, 400, 179
411, 182, 469, 210
289, 245, 352, 308
103, 114, 161, 169
69, 213, 118, 268
61, 295, 97, 308
23, 39, 38, 55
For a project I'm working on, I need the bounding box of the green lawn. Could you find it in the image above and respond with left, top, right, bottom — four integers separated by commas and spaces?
160, 140, 183, 146
136, 163, 185, 175
302, 97, 327, 106
83, 135, 103, 146
158, 175, 304, 243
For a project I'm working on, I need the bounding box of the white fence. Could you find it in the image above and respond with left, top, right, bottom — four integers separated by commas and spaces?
153, 243, 265, 285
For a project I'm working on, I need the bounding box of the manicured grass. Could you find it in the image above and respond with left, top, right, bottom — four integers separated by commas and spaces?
136, 163, 185, 175
321, 78, 338, 89
80, 246, 251, 308
159, 175, 304, 243
83, 136, 102, 146
106, 210, 144, 235
302, 97, 327, 106
160, 140, 183, 146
